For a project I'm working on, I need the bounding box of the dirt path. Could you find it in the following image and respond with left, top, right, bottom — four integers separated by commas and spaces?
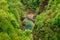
21, 8, 40, 40
21, 9, 35, 31
25, 9, 39, 40
25, 9, 35, 21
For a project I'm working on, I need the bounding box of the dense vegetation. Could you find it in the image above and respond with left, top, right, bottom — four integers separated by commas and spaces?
0, 0, 60, 40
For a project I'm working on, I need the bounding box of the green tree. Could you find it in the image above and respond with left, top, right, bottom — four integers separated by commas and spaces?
0, 0, 32, 40
35, 0, 60, 40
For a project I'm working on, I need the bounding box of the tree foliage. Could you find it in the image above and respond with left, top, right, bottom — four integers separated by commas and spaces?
0, 0, 60, 40
0, 0, 32, 40
35, 0, 60, 40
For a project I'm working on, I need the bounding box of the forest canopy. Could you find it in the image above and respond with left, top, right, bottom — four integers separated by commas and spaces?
0, 0, 60, 40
